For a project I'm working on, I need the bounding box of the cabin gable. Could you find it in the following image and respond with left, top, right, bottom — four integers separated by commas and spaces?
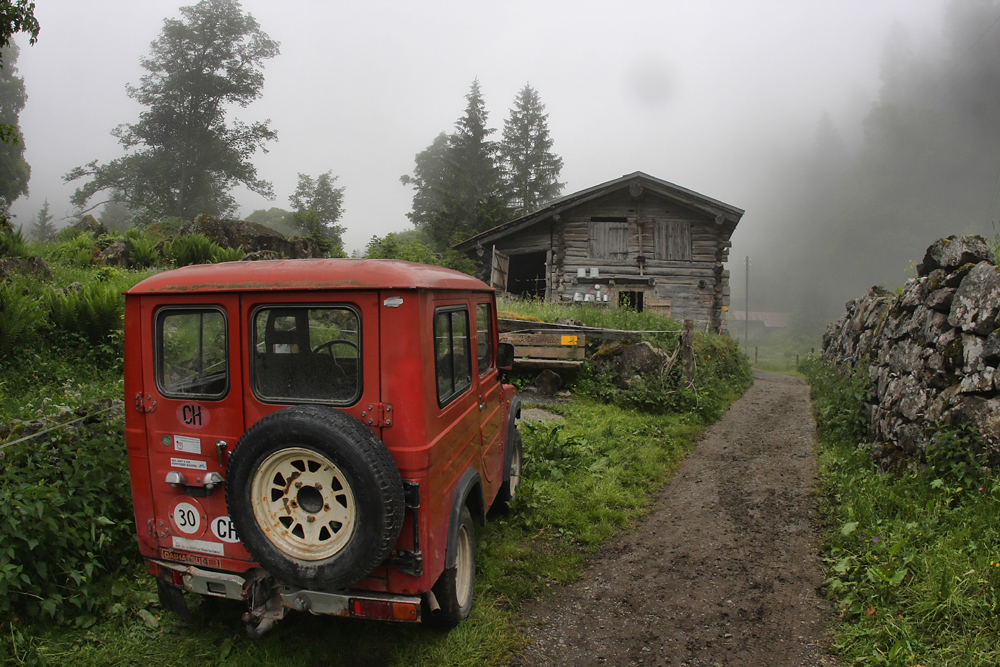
455, 172, 742, 330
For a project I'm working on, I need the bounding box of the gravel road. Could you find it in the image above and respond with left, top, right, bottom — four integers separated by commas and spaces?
510, 370, 837, 667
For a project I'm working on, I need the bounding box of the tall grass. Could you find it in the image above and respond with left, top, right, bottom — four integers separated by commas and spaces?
803, 357, 1000, 666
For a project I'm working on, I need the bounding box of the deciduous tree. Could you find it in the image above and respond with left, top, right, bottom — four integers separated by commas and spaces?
499, 84, 563, 215
0, 0, 38, 146
0, 43, 29, 211
65, 0, 279, 222
289, 171, 345, 243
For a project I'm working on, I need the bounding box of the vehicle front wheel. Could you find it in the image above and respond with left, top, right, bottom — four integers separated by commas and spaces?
424, 505, 476, 629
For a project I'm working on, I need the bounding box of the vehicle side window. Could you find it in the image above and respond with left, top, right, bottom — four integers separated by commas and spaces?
435, 307, 471, 406
476, 303, 493, 376
156, 308, 228, 399
252, 306, 361, 404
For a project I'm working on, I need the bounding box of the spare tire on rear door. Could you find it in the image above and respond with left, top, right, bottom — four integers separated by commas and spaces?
226, 405, 404, 591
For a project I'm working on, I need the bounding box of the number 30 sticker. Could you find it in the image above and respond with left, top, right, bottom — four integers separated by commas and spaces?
170, 499, 207, 538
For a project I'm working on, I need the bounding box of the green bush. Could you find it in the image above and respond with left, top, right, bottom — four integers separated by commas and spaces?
50, 232, 100, 268
211, 245, 245, 263
799, 356, 869, 444
0, 412, 136, 623
580, 332, 751, 419
124, 228, 161, 268
164, 233, 220, 266
806, 356, 1000, 666
0, 279, 47, 356
46, 281, 125, 348
0, 224, 28, 258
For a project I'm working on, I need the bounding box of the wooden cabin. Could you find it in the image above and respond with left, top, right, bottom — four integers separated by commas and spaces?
453, 172, 744, 331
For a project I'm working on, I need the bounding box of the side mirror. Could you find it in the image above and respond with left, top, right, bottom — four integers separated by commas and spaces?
497, 342, 514, 371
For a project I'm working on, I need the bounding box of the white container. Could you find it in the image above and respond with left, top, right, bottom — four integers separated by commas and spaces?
577, 268, 586, 278
584, 294, 594, 302
590, 267, 600, 278
574, 292, 583, 301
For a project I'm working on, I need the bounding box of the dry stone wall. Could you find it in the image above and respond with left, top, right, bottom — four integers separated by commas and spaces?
822, 235, 1000, 457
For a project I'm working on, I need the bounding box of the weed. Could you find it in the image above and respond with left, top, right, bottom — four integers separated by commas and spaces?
806, 357, 1000, 666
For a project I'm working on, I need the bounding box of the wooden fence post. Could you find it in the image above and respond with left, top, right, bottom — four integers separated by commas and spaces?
682, 319, 694, 382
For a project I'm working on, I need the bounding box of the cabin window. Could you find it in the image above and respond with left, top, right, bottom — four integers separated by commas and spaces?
156, 308, 229, 399
434, 307, 472, 406
251, 306, 362, 404
589, 219, 630, 259
653, 221, 692, 261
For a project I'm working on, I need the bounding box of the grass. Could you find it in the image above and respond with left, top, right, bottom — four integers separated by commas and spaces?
0, 252, 750, 666
804, 357, 1000, 666
2, 399, 709, 667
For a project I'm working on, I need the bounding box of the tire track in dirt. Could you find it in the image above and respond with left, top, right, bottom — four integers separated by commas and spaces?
510, 370, 836, 667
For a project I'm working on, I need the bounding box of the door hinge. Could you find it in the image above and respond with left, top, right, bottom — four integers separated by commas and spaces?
134, 393, 157, 413
359, 403, 393, 427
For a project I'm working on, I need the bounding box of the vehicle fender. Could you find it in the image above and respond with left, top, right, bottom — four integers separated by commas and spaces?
444, 468, 485, 569
502, 394, 522, 483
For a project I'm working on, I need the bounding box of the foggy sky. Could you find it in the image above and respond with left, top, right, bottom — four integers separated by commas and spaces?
9, 0, 950, 315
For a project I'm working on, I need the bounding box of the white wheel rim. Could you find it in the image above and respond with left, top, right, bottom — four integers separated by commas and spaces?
509, 445, 522, 497
455, 522, 473, 608
250, 446, 356, 561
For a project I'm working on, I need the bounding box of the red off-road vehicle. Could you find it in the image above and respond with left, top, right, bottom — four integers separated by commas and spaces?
123, 259, 521, 635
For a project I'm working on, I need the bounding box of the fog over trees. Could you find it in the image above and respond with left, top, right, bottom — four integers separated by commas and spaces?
738, 0, 1000, 332
64, 0, 279, 223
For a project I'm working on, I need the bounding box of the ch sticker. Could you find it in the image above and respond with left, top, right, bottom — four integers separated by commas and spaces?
176, 403, 210, 428
211, 516, 240, 543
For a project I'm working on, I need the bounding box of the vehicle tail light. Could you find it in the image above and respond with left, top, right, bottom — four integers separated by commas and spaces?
146, 559, 184, 587
349, 598, 418, 622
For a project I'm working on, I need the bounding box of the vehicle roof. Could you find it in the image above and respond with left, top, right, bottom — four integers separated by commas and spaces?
127, 258, 491, 295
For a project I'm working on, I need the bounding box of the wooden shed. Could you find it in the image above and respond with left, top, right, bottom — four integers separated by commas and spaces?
453, 171, 744, 330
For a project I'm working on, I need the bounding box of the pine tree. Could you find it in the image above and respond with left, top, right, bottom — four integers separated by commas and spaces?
500, 84, 563, 216
401, 79, 509, 251
30, 199, 54, 241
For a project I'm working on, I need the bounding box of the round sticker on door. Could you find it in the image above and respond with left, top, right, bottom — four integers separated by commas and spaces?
169, 499, 207, 538
211, 515, 241, 543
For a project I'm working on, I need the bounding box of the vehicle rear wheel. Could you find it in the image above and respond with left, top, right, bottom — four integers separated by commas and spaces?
424, 505, 476, 629
226, 405, 404, 591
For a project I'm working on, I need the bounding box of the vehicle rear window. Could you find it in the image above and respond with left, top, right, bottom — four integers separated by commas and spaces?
156, 308, 229, 399
252, 306, 361, 404
435, 307, 471, 406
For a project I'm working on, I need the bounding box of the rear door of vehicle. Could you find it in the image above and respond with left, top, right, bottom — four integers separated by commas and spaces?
474, 299, 504, 484
138, 294, 254, 567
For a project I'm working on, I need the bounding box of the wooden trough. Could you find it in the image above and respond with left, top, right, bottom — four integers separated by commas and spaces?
499, 332, 587, 370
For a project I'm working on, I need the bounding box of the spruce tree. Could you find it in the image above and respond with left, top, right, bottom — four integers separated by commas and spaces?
402, 79, 509, 251
30, 199, 54, 241
500, 84, 563, 215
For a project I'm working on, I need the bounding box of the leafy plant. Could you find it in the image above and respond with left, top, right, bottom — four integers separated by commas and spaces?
0, 278, 46, 356
808, 356, 1000, 666
50, 232, 100, 267
211, 245, 245, 263
46, 280, 126, 347
124, 228, 161, 268
164, 233, 220, 267
0, 223, 28, 258
0, 411, 136, 623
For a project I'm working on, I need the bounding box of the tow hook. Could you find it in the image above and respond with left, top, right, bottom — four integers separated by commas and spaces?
241, 574, 286, 638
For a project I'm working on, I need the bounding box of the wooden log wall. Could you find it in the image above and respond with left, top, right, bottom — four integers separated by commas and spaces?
479, 187, 734, 330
